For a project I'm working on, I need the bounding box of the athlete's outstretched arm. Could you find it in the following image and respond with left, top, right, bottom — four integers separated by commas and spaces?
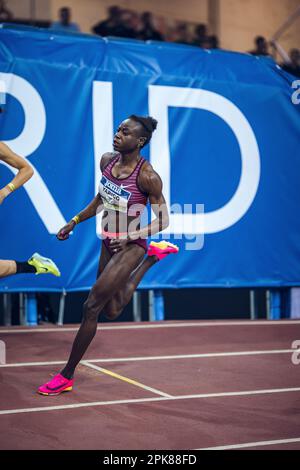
56, 153, 110, 240
57, 194, 104, 241
0, 142, 34, 204
70, 151, 113, 224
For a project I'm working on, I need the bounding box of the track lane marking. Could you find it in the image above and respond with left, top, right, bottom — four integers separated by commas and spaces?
0, 386, 300, 416
0, 320, 299, 334
82, 360, 172, 398
0, 349, 295, 368
198, 437, 300, 450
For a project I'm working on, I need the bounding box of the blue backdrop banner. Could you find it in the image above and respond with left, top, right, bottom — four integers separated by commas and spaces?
0, 25, 300, 291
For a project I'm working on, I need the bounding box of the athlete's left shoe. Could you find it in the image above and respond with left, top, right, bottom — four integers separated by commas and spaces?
38, 373, 73, 396
148, 241, 179, 260
28, 253, 61, 277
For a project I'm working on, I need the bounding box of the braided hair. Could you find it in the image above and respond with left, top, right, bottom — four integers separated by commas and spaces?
129, 115, 158, 148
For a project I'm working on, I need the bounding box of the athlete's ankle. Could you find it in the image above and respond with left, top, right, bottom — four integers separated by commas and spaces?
60, 368, 74, 380
146, 255, 159, 264
15, 261, 36, 274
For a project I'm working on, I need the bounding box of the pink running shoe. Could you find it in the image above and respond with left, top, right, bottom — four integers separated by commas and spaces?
38, 373, 73, 396
147, 241, 179, 260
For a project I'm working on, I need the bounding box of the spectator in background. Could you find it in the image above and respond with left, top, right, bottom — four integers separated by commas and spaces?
201, 34, 220, 49
0, 0, 13, 21
51, 6, 80, 32
249, 36, 270, 56
173, 22, 192, 46
209, 35, 219, 49
118, 9, 140, 38
193, 23, 208, 47
130, 10, 143, 38
93, 6, 138, 39
92, 5, 123, 37
281, 49, 300, 78
139, 12, 164, 41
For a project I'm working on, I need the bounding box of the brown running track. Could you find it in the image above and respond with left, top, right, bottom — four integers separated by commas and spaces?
0, 320, 300, 450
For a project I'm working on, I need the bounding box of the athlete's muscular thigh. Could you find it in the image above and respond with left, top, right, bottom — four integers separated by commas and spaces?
89, 243, 144, 308
96, 242, 122, 314
97, 241, 111, 278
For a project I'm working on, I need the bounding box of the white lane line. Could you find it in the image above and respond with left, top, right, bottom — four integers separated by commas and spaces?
0, 349, 294, 368
0, 361, 65, 368
199, 437, 300, 450
89, 349, 294, 363
82, 361, 172, 398
0, 320, 299, 334
0, 387, 300, 416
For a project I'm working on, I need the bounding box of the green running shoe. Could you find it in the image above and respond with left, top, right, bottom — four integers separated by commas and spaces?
28, 252, 61, 277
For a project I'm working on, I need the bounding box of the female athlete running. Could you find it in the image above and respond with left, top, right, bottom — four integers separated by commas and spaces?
38, 115, 178, 396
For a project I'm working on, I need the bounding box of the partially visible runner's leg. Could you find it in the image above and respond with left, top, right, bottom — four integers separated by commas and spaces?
0, 253, 60, 279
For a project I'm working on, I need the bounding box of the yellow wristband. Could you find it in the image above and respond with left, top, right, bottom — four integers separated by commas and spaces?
71, 215, 80, 225
7, 183, 16, 192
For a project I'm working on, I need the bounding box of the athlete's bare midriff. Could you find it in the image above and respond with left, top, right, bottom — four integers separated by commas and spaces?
101, 210, 143, 236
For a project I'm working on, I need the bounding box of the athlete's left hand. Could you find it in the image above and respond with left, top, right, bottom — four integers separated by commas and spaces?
109, 238, 129, 253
